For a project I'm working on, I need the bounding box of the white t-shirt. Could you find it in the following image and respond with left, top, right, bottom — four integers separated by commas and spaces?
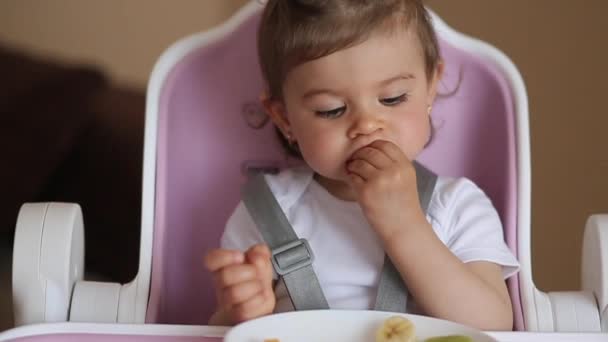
221, 166, 519, 313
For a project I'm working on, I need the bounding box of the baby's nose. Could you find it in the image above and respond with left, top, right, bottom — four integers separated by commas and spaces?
347, 113, 384, 139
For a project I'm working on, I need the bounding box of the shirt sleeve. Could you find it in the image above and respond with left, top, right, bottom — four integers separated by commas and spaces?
435, 178, 520, 279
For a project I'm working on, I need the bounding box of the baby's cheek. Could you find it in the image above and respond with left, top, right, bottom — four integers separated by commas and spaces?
299, 141, 329, 166
397, 117, 431, 159
299, 139, 342, 176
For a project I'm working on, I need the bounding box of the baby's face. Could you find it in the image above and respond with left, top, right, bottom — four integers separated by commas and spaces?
276, 28, 441, 184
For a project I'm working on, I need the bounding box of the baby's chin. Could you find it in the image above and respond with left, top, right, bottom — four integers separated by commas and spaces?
312, 171, 357, 201
312, 168, 349, 186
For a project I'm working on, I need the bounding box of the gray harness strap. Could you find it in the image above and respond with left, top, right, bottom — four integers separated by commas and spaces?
242, 173, 329, 310
241, 161, 437, 312
373, 162, 437, 312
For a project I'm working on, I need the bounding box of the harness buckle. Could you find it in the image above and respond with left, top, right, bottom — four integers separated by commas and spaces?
271, 238, 314, 276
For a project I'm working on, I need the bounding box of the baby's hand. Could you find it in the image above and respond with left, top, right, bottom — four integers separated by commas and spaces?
346, 140, 425, 238
204, 244, 275, 325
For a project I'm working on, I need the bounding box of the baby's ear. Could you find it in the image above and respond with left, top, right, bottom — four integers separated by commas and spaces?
428, 60, 445, 103
436, 59, 445, 78
261, 93, 291, 137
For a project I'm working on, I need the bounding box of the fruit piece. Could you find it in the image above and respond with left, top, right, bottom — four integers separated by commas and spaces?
424, 335, 473, 342
375, 316, 416, 342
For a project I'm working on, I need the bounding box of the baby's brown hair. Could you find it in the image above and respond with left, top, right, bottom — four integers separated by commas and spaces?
258, 0, 440, 100
257, 0, 441, 156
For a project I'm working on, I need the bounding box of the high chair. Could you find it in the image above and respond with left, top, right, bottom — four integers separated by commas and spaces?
5, 0, 607, 339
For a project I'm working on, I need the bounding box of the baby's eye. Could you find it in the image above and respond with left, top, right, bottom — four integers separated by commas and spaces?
380, 93, 408, 106
316, 106, 346, 119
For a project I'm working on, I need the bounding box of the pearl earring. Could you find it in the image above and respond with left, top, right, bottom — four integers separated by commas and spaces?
427, 105, 433, 114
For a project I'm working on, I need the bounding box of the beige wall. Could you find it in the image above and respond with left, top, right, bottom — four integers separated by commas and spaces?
0, 0, 248, 87
1, 0, 607, 292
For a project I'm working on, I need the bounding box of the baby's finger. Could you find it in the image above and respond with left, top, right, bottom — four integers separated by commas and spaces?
231, 293, 273, 323
261, 255, 275, 286
368, 140, 406, 163
346, 158, 377, 181
349, 172, 365, 187
204, 249, 245, 272
245, 244, 271, 260
214, 263, 258, 288
246, 245, 274, 286
250, 254, 275, 288
221, 280, 263, 306
350, 145, 393, 169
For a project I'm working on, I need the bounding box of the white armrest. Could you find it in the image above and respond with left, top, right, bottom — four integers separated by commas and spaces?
533, 289, 601, 332
547, 291, 601, 331
530, 213, 608, 332
70, 279, 141, 323
531, 288, 602, 332
582, 214, 608, 331
12, 203, 84, 326
12, 202, 142, 325
70, 281, 121, 322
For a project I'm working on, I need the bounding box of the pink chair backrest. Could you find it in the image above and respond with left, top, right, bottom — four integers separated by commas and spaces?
146, 5, 522, 329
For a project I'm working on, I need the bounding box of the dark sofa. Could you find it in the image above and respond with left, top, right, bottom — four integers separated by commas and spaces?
1, 45, 144, 282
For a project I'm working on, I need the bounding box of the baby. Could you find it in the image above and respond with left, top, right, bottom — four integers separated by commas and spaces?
204, 0, 519, 330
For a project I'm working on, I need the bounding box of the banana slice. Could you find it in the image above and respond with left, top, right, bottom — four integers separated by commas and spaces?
375, 316, 416, 342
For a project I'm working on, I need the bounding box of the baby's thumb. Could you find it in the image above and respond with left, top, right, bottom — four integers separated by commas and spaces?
246, 244, 271, 258
246, 245, 273, 284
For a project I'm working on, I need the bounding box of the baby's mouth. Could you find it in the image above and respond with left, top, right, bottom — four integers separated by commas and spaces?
344, 156, 354, 173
